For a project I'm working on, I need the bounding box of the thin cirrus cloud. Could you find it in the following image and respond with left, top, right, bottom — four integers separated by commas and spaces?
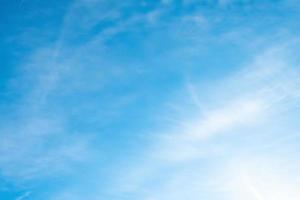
1, 0, 168, 187
1, 0, 300, 200
67, 45, 300, 200
110, 45, 300, 200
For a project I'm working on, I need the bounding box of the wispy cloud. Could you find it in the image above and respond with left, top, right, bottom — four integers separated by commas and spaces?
1, 0, 167, 184
2, 0, 300, 199
110, 44, 300, 199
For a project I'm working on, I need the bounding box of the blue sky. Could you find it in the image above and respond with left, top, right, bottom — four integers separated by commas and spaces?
1, 0, 300, 199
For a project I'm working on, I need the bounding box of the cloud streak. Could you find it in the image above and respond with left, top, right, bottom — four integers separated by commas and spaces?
2, 1, 300, 199
110, 44, 300, 200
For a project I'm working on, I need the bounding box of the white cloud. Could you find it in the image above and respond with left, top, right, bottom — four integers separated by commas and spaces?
1, 0, 158, 185
112, 45, 300, 199
218, 154, 300, 200
0, 116, 90, 180
4, 1, 300, 199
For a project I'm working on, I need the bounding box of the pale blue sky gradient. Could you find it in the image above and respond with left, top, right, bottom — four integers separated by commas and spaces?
1, 0, 300, 199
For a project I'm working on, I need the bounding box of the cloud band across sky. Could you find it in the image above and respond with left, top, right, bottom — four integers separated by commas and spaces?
1, 0, 300, 199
